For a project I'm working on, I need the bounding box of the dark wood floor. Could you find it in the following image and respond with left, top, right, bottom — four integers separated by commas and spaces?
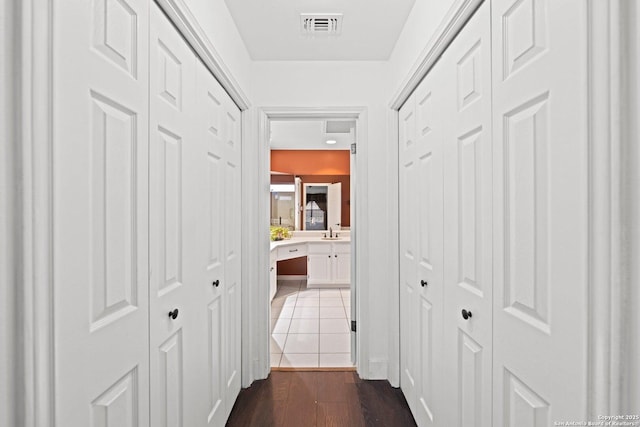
226, 371, 417, 427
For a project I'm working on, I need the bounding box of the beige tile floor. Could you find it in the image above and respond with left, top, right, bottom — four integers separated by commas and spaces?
270, 280, 352, 368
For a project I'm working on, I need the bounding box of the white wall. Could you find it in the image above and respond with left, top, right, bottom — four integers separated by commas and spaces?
182, 0, 253, 98
0, 1, 16, 426
625, 0, 640, 412
387, 0, 457, 101
252, 61, 398, 379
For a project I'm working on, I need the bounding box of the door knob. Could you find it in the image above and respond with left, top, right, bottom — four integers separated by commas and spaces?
212, 279, 220, 287
461, 309, 472, 320
168, 308, 179, 320
421, 280, 428, 287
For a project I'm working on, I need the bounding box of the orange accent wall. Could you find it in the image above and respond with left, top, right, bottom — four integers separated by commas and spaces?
271, 150, 350, 175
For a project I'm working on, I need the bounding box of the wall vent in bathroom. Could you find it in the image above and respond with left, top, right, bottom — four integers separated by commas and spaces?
300, 13, 343, 35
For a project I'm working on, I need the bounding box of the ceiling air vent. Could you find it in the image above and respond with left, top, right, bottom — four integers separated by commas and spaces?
300, 13, 343, 35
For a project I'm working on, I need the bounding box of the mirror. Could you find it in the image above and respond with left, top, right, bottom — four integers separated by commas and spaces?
270, 172, 348, 231
303, 183, 341, 230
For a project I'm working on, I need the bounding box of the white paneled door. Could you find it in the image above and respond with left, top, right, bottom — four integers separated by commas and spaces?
399, 93, 419, 415
195, 58, 226, 426
52, 2, 241, 426
491, 0, 588, 423
192, 57, 242, 424
149, 4, 199, 426
399, 56, 445, 427
149, 5, 242, 426
413, 55, 445, 427
442, 3, 493, 427
400, 0, 590, 426
53, 0, 150, 425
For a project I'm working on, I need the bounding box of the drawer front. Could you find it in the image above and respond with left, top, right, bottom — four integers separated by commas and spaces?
307, 242, 332, 254
278, 243, 307, 260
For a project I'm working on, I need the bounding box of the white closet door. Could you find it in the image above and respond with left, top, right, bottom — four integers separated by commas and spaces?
442, 3, 493, 427
194, 59, 229, 426
220, 79, 243, 419
149, 5, 200, 426
413, 60, 445, 427
491, 0, 588, 423
52, 0, 150, 425
399, 94, 419, 415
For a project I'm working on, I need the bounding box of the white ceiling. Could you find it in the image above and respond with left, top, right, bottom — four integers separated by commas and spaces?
270, 120, 354, 150
223, 0, 417, 61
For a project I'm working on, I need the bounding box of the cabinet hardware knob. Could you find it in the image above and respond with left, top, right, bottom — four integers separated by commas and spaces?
168, 308, 179, 320
328, 255, 331, 258
461, 309, 472, 320
335, 254, 337, 258
212, 280, 220, 287
421, 280, 428, 287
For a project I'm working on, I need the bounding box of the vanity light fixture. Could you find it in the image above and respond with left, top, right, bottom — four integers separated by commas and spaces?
325, 139, 337, 145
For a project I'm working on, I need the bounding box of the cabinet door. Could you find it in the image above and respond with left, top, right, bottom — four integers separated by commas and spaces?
149, 5, 200, 426
332, 243, 351, 285
52, 0, 150, 424
442, 3, 493, 426
308, 254, 332, 285
491, 0, 588, 423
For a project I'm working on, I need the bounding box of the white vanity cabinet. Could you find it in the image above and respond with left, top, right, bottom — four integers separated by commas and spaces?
307, 242, 350, 287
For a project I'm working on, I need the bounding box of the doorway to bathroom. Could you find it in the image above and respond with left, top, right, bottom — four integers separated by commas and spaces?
266, 114, 359, 370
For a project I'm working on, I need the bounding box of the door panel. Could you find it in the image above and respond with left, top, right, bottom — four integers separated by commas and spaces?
149, 5, 199, 426
222, 100, 242, 417
399, 92, 418, 413
492, 0, 588, 423
196, 60, 227, 426
158, 331, 184, 427
414, 62, 445, 427
53, 0, 150, 424
442, 3, 493, 426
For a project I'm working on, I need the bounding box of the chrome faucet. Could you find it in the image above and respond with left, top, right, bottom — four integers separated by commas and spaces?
329, 227, 333, 238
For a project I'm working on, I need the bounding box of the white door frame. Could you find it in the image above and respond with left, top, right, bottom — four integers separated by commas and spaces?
388, 0, 636, 416
241, 107, 368, 385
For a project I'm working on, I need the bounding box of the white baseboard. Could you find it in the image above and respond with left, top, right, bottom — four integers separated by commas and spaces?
276, 275, 307, 281
307, 283, 350, 289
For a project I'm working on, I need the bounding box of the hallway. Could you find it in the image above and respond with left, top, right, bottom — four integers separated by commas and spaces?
4, 0, 638, 425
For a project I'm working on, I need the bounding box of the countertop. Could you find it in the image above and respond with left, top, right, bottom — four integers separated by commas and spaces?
270, 233, 351, 252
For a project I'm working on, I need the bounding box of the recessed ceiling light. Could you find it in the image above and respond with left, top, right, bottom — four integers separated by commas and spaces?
325, 139, 337, 145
